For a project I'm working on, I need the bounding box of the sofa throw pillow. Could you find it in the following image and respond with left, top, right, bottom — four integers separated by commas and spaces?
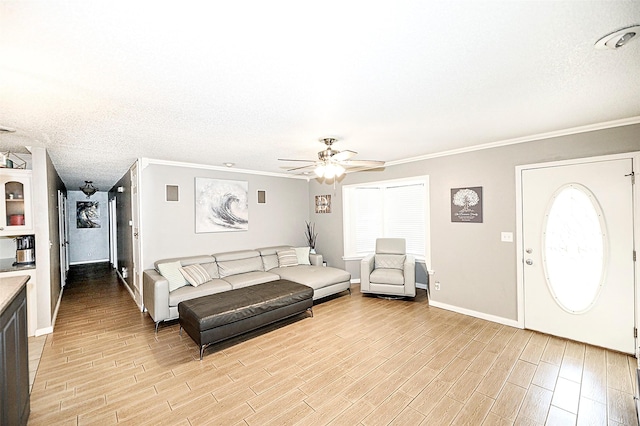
179, 264, 211, 287
294, 247, 311, 265
157, 261, 188, 292
277, 249, 298, 268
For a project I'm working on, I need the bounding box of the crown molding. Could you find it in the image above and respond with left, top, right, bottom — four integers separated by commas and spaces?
386, 116, 640, 167
140, 158, 309, 180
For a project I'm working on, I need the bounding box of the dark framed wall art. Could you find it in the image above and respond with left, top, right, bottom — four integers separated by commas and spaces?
451, 186, 483, 223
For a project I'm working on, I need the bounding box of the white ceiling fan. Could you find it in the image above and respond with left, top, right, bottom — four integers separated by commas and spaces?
279, 137, 385, 178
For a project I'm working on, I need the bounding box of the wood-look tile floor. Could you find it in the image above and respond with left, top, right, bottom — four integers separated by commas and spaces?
28, 263, 639, 425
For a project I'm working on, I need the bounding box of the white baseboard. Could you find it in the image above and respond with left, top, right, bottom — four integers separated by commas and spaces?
117, 270, 143, 311
428, 300, 521, 329
36, 284, 65, 336
35, 326, 53, 337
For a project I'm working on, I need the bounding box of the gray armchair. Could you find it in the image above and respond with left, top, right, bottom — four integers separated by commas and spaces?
360, 238, 416, 297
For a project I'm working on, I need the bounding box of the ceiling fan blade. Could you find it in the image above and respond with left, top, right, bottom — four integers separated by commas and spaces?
278, 158, 316, 163
332, 150, 357, 161
341, 160, 385, 167
285, 164, 317, 172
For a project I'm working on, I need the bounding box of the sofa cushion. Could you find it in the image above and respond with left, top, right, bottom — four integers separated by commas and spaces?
262, 254, 279, 271
277, 249, 298, 267
158, 261, 188, 292
216, 252, 264, 277
272, 265, 351, 290
375, 254, 406, 270
370, 268, 405, 285
257, 246, 290, 271
294, 247, 311, 265
179, 264, 211, 287
169, 279, 233, 306
154, 255, 216, 270
201, 262, 220, 279
222, 271, 280, 289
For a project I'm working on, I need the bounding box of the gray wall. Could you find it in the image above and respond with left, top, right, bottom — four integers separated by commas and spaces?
67, 190, 110, 264
311, 123, 640, 322
141, 163, 310, 270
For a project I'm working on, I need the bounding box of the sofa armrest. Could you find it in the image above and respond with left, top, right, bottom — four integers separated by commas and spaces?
143, 269, 170, 324
309, 253, 323, 266
360, 254, 375, 291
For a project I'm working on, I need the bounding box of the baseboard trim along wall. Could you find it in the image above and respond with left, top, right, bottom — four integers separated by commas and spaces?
429, 300, 521, 329
35, 326, 53, 337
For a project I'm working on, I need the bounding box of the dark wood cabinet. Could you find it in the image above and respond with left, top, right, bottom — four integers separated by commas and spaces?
0, 286, 29, 426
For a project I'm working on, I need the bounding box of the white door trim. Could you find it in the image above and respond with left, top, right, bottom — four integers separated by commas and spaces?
515, 151, 640, 353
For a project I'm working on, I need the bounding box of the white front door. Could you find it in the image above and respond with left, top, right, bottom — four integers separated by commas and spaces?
522, 157, 635, 354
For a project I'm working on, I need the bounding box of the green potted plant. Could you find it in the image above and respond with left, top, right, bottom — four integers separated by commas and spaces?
305, 221, 318, 253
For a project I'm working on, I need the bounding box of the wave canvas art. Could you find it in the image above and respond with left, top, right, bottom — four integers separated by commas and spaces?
195, 178, 249, 233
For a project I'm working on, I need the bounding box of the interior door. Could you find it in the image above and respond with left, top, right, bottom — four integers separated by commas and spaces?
57, 190, 68, 288
522, 158, 635, 354
130, 162, 141, 308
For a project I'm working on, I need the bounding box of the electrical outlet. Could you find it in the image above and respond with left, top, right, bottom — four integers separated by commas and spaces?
435, 281, 441, 291
501, 232, 513, 242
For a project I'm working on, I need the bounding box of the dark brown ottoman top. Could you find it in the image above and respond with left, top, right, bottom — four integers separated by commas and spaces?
178, 279, 313, 359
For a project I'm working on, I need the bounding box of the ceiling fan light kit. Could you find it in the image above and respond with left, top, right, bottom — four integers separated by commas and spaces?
315, 163, 345, 179
278, 137, 385, 181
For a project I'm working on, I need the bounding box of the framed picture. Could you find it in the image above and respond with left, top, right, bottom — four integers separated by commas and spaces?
451, 186, 483, 223
315, 194, 331, 213
195, 178, 248, 233
77, 201, 101, 228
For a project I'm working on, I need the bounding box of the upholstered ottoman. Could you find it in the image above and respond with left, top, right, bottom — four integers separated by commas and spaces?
178, 279, 313, 359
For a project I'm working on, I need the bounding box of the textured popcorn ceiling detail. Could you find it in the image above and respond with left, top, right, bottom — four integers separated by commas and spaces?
0, 1, 639, 190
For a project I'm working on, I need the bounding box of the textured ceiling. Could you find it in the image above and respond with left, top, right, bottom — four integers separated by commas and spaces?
1, 1, 639, 191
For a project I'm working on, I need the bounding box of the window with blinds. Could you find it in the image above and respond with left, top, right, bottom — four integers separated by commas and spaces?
343, 177, 429, 259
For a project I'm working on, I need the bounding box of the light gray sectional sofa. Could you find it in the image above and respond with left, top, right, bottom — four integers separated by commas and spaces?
143, 246, 351, 330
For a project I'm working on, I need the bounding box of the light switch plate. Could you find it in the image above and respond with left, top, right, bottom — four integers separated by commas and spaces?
501, 232, 513, 242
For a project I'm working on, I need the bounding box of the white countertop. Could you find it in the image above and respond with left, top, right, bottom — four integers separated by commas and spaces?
0, 275, 30, 313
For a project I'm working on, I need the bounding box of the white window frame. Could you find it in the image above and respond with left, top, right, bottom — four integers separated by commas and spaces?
342, 175, 431, 267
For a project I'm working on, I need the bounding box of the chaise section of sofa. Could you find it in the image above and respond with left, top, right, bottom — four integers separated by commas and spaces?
143, 245, 352, 331
258, 246, 352, 300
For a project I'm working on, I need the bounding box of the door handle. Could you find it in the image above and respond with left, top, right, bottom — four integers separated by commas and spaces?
526, 259, 534, 265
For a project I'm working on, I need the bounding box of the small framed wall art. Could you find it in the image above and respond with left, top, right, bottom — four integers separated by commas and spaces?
451, 186, 483, 223
315, 195, 331, 213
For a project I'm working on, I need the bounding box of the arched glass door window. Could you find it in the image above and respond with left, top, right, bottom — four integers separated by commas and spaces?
542, 184, 607, 313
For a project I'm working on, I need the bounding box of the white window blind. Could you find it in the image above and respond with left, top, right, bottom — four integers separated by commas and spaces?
344, 177, 429, 259
354, 187, 382, 253
384, 183, 425, 256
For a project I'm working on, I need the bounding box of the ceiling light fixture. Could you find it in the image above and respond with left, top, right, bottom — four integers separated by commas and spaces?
223, 162, 235, 167
595, 25, 640, 50
80, 181, 98, 198
314, 162, 345, 179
